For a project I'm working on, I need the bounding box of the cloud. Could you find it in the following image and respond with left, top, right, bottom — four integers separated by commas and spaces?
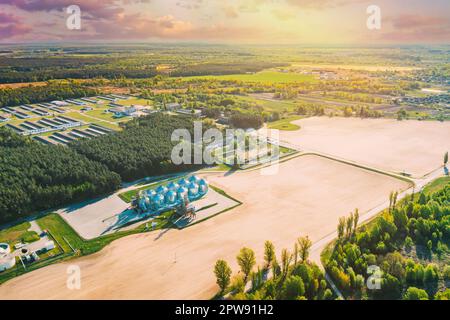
1, 0, 148, 19
0, 12, 31, 39
0, 12, 19, 24
223, 6, 239, 19
271, 8, 296, 20
387, 14, 449, 30
176, 0, 204, 10
238, 0, 269, 13
379, 14, 450, 43
0, 23, 31, 39
286, 0, 366, 9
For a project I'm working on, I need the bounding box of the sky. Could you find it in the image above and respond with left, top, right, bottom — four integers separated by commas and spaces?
0, 0, 449, 44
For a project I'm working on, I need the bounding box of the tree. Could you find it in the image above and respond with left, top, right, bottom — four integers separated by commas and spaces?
280, 249, 293, 280
375, 274, 402, 300
282, 275, 305, 299
353, 209, 359, 234
392, 191, 398, 210
434, 289, 450, 300
393, 208, 408, 231
263, 241, 275, 269
427, 240, 433, 252
214, 260, 232, 294
337, 217, 345, 240
272, 256, 281, 278
418, 193, 427, 205
251, 267, 265, 292
237, 247, 256, 283
323, 289, 333, 300
297, 236, 312, 263
424, 264, 439, 285
405, 236, 414, 250
403, 287, 429, 300
346, 214, 354, 238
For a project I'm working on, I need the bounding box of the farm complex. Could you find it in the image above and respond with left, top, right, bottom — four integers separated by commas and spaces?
0, 114, 448, 299
0, 42, 449, 302
0, 94, 155, 144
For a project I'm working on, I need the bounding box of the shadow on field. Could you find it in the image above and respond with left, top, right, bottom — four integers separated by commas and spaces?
62, 195, 110, 214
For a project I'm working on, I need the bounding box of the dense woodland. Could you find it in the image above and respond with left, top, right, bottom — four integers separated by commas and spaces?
71, 113, 201, 181
0, 50, 283, 83
0, 129, 121, 224
325, 181, 450, 300
0, 83, 97, 108
0, 113, 205, 224
213, 237, 333, 300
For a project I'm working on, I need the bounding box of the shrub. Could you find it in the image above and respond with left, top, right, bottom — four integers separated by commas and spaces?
403, 287, 429, 300
21, 231, 40, 243
283, 275, 305, 300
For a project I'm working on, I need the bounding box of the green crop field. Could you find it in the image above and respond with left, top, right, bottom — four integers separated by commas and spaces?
234, 95, 297, 113
184, 71, 317, 84
267, 116, 302, 131
0, 221, 32, 246
120, 98, 153, 106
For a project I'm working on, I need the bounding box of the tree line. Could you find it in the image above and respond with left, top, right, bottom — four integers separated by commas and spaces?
213, 237, 334, 300
71, 113, 202, 182
0, 113, 204, 224
325, 182, 450, 300
0, 128, 121, 224
0, 82, 97, 108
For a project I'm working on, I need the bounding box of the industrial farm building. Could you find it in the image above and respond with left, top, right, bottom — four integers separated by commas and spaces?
133, 175, 209, 214
0, 243, 15, 272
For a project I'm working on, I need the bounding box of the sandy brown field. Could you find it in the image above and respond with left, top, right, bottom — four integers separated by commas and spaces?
0, 155, 410, 299
277, 117, 450, 177
0, 81, 48, 89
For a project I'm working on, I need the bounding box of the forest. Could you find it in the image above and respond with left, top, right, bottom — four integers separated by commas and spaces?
324, 181, 450, 300
213, 237, 334, 300
0, 82, 97, 108
0, 113, 205, 224
0, 128, 121, 224
71, 113, 201, 182
0, 47, 284, 83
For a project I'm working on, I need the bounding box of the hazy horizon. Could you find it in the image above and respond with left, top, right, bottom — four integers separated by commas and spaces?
0, 0, 449, 44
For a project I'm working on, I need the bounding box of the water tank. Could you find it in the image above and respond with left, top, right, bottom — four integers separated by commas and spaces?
165, 190, 177, 204
188, 182, 199, 197
144, 196, 151, 208
198, 180, 208, 194
0, 243, 10, 256
139, 197, 148, 211
178, 178, 189, 186
146, 189, 156, 197
167, 182, 179, 191
189, 175, 200, 183
151, 194, 165, 209
156, 185, 168, 195
177, 187, 188, 200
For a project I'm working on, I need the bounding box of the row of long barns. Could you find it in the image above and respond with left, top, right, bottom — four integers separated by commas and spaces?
32, 124, 112, 145
0, 94, 130, 122
6, 115, 84, 136
1, 103, 67, 120
6, 114, 112, 145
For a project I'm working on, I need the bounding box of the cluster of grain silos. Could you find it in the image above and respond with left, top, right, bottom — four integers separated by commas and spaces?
135, 175, 208, 213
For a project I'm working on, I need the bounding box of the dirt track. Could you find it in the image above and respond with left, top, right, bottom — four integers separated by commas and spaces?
0, 155, 409, 299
